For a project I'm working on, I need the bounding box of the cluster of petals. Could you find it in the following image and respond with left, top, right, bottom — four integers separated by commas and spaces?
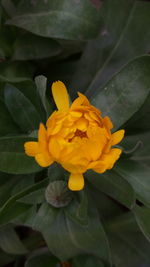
24, 81, 125, 191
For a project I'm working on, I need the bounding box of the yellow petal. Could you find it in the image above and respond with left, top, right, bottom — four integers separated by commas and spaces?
49, 137, 66, 159
75, 117, 88, 131
103, 116, 113, 130
92, 161, 107, 173
38, 123, 47, 143
85, 139, 105, 161
52, 81, 70, 111
112, 129, 125, 146
24, 142, 40, 156
71, 92, 90, 109
101, 148, 122, 169
68, 173, 84, 191
70, 111, 82, 118
35, 153, 53, 167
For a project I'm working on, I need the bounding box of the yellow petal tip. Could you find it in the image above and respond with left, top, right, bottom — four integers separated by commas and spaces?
52, 81, 70, 111
68, 173, 84, 191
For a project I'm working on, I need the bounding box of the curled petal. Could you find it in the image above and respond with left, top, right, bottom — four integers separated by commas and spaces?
35, 153, 53, 167
103, 116, 113, 130
24, 142, 40, 156
38, 123, 47, 143
102, 148, 122, 169
68, 173, 84, 191
112, 129, 125, 146
71, 92, 90, 108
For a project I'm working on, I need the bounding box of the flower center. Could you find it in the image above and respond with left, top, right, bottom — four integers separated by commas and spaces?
74, 129, 87, 138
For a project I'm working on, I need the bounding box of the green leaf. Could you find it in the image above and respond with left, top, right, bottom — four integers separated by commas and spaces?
65, 190, 88, 226
71, 0, 134, 94
91, 56, 150, 130
34, 203, 111, 264
133, 205, 150, 243
0, 173, 34, 207
40, 209, 80, 261
0, 225, 28, 255
88, 185, 123, 221
86, 169, 135, 209
11, 174, 35, 195
107, 212, 150, 267
48, 163, 68, 182
12, 33, 61, 60
1, 0, 18, 17
115, 132, 150, 206
4, 84, 41, 132
72, 254, 104, 267
0, 178, 49, 226
35, 75, 53, 118
115, 159, 150, 208
0, 98, 20, 136
0, 136, 42, 174
0, 175, 18, 207
71, 0, 150, 96
25, 249, 58, 267
18, 188, 45, 204
12, 80, 46, 122
65, 205, 111, 265
124, 93, 150, 134
121, 132, 150, 167
0, 249, 15, 266
0, 61, 34, 83
5, 0, 103, 40
31, 202, 58, 231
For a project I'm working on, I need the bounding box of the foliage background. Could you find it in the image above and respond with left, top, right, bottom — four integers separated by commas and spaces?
0, 0, 150, 266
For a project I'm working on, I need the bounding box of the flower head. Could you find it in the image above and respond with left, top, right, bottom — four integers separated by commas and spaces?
24, 81, 125, 191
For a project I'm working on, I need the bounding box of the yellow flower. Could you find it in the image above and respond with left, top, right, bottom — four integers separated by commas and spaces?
24, 81, 125, 191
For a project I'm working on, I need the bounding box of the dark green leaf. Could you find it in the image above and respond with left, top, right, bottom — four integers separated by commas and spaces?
121, 132, 150, 168
0, 225, 28, 255
25, 249, 58, 267
0, 173, 33, 207
91, 56, 150, 130
31, 202, 58, 231
0, 98, 20, 136
107, 212, 150, 267
13, 205, 37, 227
86, 169, 135, 209
115, 159, 150, 208
133, 205, 150, 243
72, 254, 104, 267
34, 203, 111, 264
4, 84, 41, 132
11, 174, 35, 195
5, 0, 103, 40
18, 188, 45, 204
35, 75, 53, 118
12, 33, 61, 60
48, 163, 68, 182
0, 249, 15, 266
115, 132, 150, 206
65, 205, 111, 266
124, 93, 150, 134
0, 178, 49, 225
71, 0, 134, 94
88, 185, 123, 221
0, 175, 18, 207
12, 80, 46, 122
65, 190, 88, 226
71, 0, 150, 96
0, 136, 42, 174
0, 61, 34, 83
40, 209, 82, 261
